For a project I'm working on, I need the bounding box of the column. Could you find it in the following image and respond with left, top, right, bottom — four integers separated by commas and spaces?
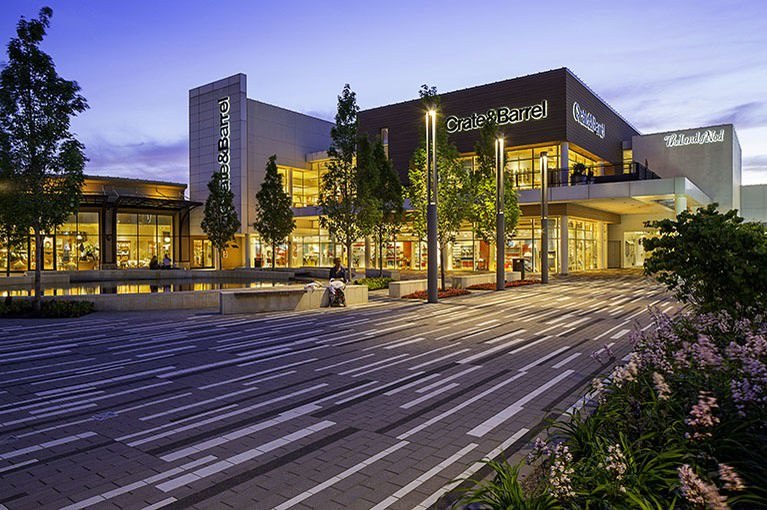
675, 194, 688, 216
560, 214, 569, 275
245, 233, 252, 268
560, 141, 569, 186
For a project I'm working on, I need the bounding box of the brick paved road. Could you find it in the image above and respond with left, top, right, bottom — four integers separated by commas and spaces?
0, 275, 677, 509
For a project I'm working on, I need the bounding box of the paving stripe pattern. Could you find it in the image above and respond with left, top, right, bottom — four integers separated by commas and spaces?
0, 275, 676, 509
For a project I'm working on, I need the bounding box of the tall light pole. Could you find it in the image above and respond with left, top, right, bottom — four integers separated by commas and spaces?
540, 151, 549, 284
425, 110, 439, 303
495, 137, 505, 291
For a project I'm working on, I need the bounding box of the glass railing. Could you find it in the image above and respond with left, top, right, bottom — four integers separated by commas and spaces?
509, 162, 659, 190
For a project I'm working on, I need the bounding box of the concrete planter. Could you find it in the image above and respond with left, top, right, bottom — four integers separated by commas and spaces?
389, 279, 428, 298
220, 284, 368, 314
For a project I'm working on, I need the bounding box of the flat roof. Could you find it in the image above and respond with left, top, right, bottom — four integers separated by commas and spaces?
84, 174, 187, 188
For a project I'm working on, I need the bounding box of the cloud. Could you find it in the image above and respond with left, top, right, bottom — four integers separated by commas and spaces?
84, 138, 188, 184
708, 102, 767, 129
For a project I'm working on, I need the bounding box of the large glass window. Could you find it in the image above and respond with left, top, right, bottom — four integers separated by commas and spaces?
117, 213, 173, 268
193, 239, 214, 268
506, 145, 560, 190
568, 218, 600, 271
55, 212, 100, 270
507, 217, 559, 273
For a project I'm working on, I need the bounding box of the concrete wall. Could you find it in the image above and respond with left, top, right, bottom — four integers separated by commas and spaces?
631, 124, 741, 211
246, 100, 332, 229
741, 184, 767, 223
189, 74, 248, 235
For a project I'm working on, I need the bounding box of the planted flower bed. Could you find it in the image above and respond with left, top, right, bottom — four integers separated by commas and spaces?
402, 288, 471, 299
466, 279, 542, 291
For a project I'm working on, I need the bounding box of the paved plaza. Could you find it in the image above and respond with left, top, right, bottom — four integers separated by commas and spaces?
0, 275, 677, 509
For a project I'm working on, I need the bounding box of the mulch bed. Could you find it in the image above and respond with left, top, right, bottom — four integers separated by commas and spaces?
465, 279, 542, 290
402, 288, 471, 299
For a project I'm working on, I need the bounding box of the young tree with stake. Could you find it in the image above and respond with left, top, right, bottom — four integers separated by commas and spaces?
201, 170, 241, 270
254, 155, 294, 268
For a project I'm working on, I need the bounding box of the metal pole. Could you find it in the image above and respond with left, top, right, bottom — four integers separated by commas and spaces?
540, 151, 549, 284
495, 138, 505, 291
426, 111, 439, 303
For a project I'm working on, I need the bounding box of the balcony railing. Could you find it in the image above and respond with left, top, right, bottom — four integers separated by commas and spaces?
509, 162, 660, 190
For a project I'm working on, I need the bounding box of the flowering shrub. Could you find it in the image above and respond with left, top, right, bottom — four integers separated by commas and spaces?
461, 310, 767, 509
401, 288, 470, 299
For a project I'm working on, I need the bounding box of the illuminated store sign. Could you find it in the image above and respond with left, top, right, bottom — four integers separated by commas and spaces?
663, 129, 724, 148
217, 96, 231, 189
445, 100, 548, 134
572, 102, 605, 139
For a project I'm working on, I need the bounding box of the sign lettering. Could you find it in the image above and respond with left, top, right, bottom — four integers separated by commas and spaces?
217, 96, 231, 189
663, 129, 725, 148
572, 102, 605, 139
445, 100, 548, 134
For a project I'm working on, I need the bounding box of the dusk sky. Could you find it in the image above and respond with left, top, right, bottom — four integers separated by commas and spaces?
1, 0, 766, 186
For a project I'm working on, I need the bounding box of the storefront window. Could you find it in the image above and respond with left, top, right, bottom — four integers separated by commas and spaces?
55, 212, 100, 270
508, 217, 559, 273
506, 145, 560, 190
193, 239, 214, 268
117, 213, 173, 268
568, 218, 600, 271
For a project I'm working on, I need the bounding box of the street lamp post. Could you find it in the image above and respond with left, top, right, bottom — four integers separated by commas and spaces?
495, 137, 505, 291
425, 110, 439, 303
540, 151, 549, 284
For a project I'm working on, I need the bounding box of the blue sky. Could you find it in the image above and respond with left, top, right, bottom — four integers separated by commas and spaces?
1, 0, 766, 184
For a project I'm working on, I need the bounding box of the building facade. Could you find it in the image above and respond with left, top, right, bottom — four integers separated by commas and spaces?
1, 176, 198, 272
187, 68, 745, 273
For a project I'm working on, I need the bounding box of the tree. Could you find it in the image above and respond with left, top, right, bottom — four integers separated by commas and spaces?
0, 7, 88, 310
254, 155, 294, 268
358, 137, 404, 276
407, 85, 471, 289
471, 119, 521, 252
642, 203, 767, 316
201, 170, 240, 269
0, 170, 27, 277
318, 84, 363, 272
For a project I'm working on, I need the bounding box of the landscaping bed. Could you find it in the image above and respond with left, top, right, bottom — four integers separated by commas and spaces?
466, 279, 541, 291
0, 298, 95, 318
353, 277, 392, 291
402, 288, 470, 299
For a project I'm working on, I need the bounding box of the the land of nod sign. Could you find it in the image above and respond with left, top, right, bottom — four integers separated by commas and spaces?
445, 100, 548, 134
572, 102, 606, 138
217, 96, 231, 189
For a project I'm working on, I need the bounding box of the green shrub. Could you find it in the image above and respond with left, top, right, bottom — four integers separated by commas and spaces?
353, 277, 392, 290
0, 297, 94, 318
458, 460, 562, 510
643, 204, 767, 316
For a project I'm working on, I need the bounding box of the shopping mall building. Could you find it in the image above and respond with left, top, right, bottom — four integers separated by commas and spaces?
1, 68, 757, 273
187, 68, 745, 274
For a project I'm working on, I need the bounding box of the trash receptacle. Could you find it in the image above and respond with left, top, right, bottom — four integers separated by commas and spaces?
512, 258, 526, 280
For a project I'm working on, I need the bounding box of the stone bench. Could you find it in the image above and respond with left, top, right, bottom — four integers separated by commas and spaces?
451, 271, 523, 288
388, 279, 428, 298
220, 285, 368, 314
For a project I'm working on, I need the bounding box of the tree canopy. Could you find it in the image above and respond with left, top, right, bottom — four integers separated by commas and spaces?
0, 7, 88, 306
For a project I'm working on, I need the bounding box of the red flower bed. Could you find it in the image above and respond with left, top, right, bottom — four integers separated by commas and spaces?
402, 288, 471, 299
466, 279, 542, 290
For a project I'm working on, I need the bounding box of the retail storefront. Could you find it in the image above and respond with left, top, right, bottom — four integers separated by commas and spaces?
0, 176, 199, 272
186, 69, 742, 273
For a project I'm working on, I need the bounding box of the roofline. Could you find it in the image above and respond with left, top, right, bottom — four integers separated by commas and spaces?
563, 68, 641, 134
249, 98, 334, 125
84, 174, 187, 188
634, 123, 735, 138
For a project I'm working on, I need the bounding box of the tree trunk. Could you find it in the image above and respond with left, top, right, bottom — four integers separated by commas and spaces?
378, 235, 384, 278
33, 229, 42, 312
5, 234, 10, 278
218, 248, 223, 270
346, 239, 352, 280
439, 241, 446, 291
272, 242, 276, 269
